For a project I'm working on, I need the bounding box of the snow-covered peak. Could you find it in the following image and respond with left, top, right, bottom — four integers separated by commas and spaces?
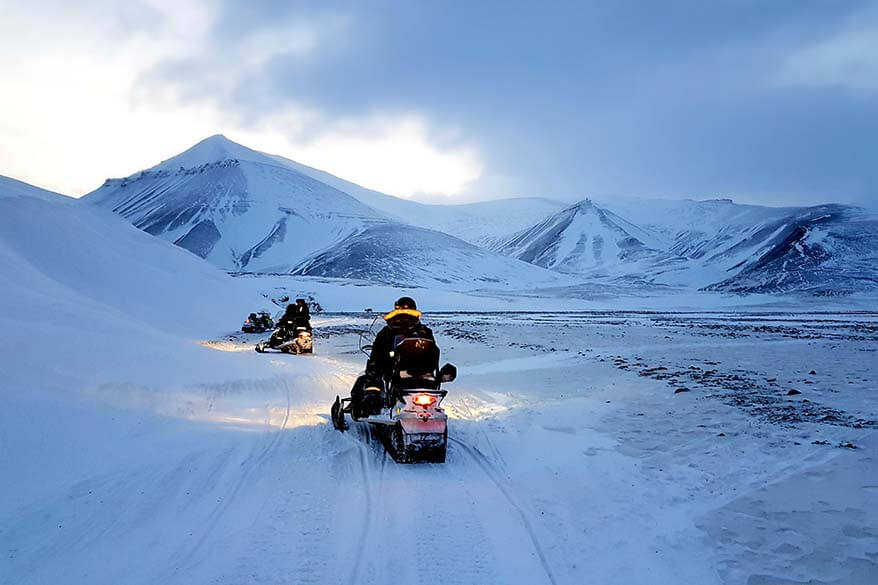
84, 142, 385, 272
557, 198, 668, 250
149, 134, 281, 172
493, 197, 674, 275
568, 197, 597, 211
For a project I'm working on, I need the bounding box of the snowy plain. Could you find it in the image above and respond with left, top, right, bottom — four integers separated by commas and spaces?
3, 288, 877, 584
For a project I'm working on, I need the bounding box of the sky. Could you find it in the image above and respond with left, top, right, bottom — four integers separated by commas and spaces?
1, 0, 876, 207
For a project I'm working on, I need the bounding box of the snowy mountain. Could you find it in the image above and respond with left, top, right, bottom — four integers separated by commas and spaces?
703, 205, 878, 294
491, 199, 684, 278
492, 196, 878, 294
84, 136, 568, 289
593, 197, 878, 293
594, 197, 807, 269
290, 222, 571, 288
259, 153, 567, 245
84, 135, 385, 272
81, 135, 877, 296
422, 197, 569, 247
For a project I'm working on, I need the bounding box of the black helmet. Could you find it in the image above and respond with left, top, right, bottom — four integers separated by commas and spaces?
384, 296, 421, 322
394, 296, 417, 310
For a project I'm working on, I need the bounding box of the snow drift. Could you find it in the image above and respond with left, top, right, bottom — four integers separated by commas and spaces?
0, 174, 250, 336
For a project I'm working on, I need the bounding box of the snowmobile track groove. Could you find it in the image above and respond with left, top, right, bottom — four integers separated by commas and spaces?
345, 433, 383, 585
450, 437, 559, 585
162, 383, 292, 580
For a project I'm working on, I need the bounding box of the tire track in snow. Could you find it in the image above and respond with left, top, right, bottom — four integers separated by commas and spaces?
162, 382, 292, 581
344, 427, 386, 585
402, 461, 498, 585
449, 437, 559, 585
254, 386, 291, 467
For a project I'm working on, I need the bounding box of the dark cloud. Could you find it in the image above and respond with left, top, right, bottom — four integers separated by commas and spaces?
141, 0, 877, 207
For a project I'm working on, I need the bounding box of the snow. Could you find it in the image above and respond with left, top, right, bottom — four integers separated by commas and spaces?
84, 153, 383, 273
3, 284, 876, 584
490, 196, 878, 294
289, 223, 574, 289
0, 174, 253, 335
494, 199, 674, 276
2, 166, 877, 584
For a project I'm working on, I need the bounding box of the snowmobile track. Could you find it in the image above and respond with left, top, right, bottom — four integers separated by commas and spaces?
345, 431, 387, 585
450, 437, 559, 585
162, 383, 292, 580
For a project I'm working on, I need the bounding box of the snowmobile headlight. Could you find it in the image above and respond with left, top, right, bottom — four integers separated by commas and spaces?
413, 394, 436, 407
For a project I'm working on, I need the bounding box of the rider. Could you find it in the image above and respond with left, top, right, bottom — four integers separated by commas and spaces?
351, 297, 435, 417
269, 300, 312, 347
276, 300, 311, 331
292, 298, 312, 331
258, 311, 274, 329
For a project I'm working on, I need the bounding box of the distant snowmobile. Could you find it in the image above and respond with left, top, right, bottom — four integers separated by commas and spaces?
241, 311, 274, 333
331, 336, 456, 463
255, 325, 313, 354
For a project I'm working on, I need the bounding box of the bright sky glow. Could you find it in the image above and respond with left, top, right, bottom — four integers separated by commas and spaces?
0, 0, 482, 198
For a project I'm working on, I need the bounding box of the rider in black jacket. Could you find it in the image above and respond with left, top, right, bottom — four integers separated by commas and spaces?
366, 298, 433, 379
352, 297, 434, 417
292, 298, 311, 330
267, 300, 312, 348
276, 299, 311, 331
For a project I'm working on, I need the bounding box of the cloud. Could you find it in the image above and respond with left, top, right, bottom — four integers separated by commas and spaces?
290, 115, 482, 198
0, 0, 224, 194
0, 0, 876, 207
779, 9, 878, 94
0, 0, 484, 198
127, 2, 484, 199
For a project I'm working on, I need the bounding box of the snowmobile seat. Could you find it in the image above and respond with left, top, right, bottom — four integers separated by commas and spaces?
392, 338, 440, 391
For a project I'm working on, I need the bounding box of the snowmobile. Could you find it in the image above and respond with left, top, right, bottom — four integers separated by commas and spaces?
255, 325, 313, 354
331, 336, 457, 463
241, 311, 274, 333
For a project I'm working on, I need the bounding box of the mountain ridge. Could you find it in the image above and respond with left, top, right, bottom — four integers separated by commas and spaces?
80, 135, 878, 295
82, 136, 569, 290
